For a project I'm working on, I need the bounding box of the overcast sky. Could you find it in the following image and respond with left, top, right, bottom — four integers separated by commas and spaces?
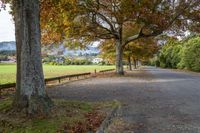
0, 4, 15, 42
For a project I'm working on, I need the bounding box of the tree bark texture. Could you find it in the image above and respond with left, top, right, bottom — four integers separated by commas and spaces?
133, 58, 137, 69
128, 55, 132, 71
13, 0, 52, 116
115, 39, 124, 75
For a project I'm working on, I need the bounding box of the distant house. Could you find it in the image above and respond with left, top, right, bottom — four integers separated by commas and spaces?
0, 56, 16, 63
92, 58, 103, 64
55, 56, 65, 63
8, 56, 16, 62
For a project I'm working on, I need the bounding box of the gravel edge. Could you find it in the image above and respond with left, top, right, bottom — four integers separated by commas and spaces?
96, 103, 120, 133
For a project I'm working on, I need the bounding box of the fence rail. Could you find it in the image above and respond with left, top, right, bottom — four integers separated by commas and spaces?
45, 72, 91, 83
0, 69, 115, 96
99, 69, 115, 73
0, 72, 91, 91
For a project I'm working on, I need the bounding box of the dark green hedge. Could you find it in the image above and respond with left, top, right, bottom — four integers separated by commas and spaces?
156, 36, 200, 72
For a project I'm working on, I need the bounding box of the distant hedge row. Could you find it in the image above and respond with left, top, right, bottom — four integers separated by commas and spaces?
153, 36, 200, 72
44, 59, 93, 65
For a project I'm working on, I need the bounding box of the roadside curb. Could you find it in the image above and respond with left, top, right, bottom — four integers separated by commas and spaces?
96, 103, 120, 133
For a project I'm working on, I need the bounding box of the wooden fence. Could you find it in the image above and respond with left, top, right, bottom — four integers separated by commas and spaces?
44, 72, 91, 84
0, 69, 115, 97
99, 69, 115, 73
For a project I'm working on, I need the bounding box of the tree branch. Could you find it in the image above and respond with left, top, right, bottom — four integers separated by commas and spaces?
123, 26, 162, 46
91, 14, 113, 35
124, 34, 140, 46
94, 32, 115, 39
92, 11, 118, 37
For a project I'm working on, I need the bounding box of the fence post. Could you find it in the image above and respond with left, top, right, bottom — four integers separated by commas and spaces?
94, 69, 96, 75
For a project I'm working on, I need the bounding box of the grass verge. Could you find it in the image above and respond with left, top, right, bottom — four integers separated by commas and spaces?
0, 98, 119, 133
0, 64, 115, 84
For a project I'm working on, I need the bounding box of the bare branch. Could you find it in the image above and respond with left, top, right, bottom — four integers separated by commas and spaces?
94, 32, 115, 39
94, 11, 118, 36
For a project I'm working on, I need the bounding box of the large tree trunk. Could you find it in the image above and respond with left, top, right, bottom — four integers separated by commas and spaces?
128, 55, 132, 71
13, 0, 53, 116
115, 39, 124, 75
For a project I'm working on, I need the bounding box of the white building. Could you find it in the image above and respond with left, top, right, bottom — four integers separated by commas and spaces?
92, 58, 103, 64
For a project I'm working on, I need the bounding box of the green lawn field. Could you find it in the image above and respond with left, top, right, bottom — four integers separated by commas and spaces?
0, 64, 115, 84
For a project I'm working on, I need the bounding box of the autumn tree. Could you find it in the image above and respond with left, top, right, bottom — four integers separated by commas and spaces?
99, 39, 116, 64
99, 38, 158, 70
124, 38, 158, 70
0, 0, 53, 116
40, 0, 200, 75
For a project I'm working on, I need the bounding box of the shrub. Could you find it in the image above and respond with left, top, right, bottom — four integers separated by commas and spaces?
64, 59, 71, 65
158, 36, 200, 72
171, 44, 182, 68
180, 37, 200, 71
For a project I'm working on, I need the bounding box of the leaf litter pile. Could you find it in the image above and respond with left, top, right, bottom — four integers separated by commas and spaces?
0, 98, 118, 133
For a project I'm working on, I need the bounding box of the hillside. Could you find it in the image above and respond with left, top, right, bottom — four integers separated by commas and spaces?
0, 41, 99, 56
0, 41, 16, 51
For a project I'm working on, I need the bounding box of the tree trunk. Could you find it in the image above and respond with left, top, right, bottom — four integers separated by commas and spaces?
115, 39, 124, 75
133, 58, 137, 69
136, 58, 139, 67
13, 0, 53, 116
128, 55, 132, 71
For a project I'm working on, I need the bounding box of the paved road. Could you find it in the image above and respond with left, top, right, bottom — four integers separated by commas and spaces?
48, 67, 200, 133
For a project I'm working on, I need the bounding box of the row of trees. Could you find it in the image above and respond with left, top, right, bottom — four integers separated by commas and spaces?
43, 56, 93, 65
0, 50, 16, 56
100, 38, 159, 70
0, 50, 16, 61
0, 0, 200, 116
152, 36, 200, 72
40, 0, 200, 75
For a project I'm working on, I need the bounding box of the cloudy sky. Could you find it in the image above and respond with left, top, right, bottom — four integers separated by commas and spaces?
0, 4, 15, 42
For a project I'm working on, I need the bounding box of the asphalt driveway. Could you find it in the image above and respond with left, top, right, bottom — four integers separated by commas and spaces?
48, 67, 200, 133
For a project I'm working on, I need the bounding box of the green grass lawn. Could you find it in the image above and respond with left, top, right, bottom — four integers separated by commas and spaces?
0, 64, 115, 84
